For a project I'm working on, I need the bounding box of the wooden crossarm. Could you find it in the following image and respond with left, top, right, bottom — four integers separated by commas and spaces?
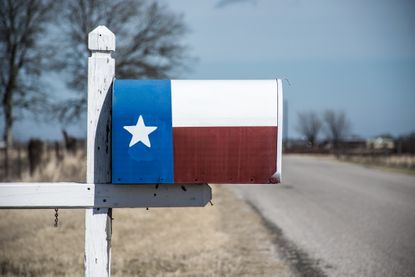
0, 183, 211, 209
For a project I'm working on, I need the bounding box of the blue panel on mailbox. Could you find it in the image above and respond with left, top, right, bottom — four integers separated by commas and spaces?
112, 80, 174, 184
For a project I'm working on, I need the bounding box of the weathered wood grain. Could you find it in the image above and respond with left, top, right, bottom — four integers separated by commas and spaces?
0, 183, 211, 208
85, 25, 115, 277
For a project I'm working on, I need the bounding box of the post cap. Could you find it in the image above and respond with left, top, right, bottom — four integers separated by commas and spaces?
88, 25, 115, 51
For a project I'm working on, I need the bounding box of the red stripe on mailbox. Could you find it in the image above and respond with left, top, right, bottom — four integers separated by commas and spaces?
173, 127, 277, 184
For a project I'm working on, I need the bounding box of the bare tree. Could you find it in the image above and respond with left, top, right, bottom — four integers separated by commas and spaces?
0, 0, 56, 178
296, 111, 322, 147
323, 110, 350, 149
53, 0, 190, 122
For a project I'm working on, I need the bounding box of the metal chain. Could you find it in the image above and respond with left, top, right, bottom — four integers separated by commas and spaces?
54, 208, 59, 227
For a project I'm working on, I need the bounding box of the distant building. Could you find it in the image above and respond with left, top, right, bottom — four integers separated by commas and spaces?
367, 137, 395, 151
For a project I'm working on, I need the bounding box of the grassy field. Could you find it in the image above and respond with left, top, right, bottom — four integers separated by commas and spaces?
0, 151, 292, 276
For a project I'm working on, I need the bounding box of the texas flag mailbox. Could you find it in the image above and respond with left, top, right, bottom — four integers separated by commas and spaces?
112, 80, 283, 184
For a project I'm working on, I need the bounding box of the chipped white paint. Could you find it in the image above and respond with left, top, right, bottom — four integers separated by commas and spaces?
0, 183, 93, 208
88, 25, 115, 52
87, 25, 114, 185
85, 207, 112, 276
85, 25, 115, 277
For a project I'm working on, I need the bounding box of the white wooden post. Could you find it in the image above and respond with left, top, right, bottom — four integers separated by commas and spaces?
85, 25, 115, 277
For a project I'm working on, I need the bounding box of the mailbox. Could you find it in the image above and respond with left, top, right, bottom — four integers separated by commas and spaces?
112, 80, 283, 184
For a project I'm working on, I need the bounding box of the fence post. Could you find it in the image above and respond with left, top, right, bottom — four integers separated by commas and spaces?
85, 25, 115, 277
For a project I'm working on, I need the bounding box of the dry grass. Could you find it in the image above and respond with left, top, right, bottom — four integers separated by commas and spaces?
0, 147, 86, 182
338, 154, 415, 175
0, 209, 85, 277
19, 150, 86, 182
0, 152, 292, 276
111, 186, 291, 277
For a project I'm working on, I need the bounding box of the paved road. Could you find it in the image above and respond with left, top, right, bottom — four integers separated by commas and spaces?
233, 155, 415, 277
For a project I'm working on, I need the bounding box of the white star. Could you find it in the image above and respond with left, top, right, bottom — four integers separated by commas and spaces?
123, 115, 158, 148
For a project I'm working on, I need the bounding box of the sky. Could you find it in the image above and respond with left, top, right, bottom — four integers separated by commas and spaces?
11, 0, 415, 141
